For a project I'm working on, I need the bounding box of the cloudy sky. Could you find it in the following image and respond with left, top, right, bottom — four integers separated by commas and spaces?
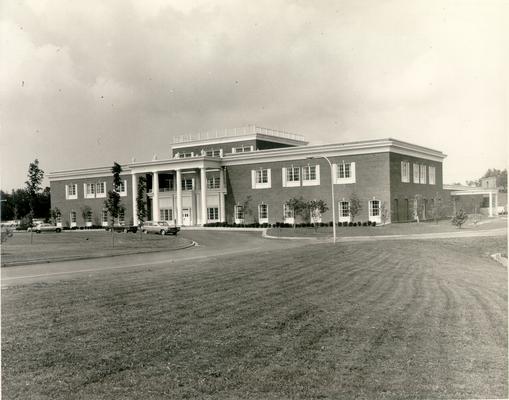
0, 0, 507, 190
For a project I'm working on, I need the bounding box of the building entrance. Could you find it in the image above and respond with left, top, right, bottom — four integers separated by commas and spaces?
182, 208, 191, 226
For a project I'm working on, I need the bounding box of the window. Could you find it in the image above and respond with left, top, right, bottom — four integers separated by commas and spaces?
160, 208, 173, 221
118, 210, 125, 225
102, 210, 108, 226
234, 205, 244, 223
84, 183, 95, 199
282, 166, 300, 187
334, 162, 356, 184
182, 179, 193, 191
420, 165, 427, 184
96, 182, 106, 198
205, 149, 221, 157
70, 211, 77, 227
207, 176, 220, 189
401, 161, 410, 183
85, 210, 93, 226
429, 166, 436, 185
207, 207, 219, 221
369, 200, 381, 223
232, 145, 253, 153
251, 168, 271, 189
283, 204, 294, 224
258, 204, 268, 223
302, 165, 320, 186
160, 177, 174, 192
339, 201, 350, 222
66, 184, 77, 200
413, 163, 420, 183
117, 180, 127, 196
180, 152, 193, 158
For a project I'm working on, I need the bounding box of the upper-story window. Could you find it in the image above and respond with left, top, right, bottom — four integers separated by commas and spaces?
419, 165, 427, 184
429, 166, 436, 185
84, 183, 95, 199
66, 184, 78, 200
413, 163, 420, 183
401, 161, 410, 183
232, 145, 253, 153
207, 176, 220, 189
251, 168, 271, 189
117, 180, 127, 196
302, 165, 320, 186
205, 149, 222, 157
96, 181, 106, 198
282, 166, 300, 187
182, 179, 194, 191
333, 162, 356, 184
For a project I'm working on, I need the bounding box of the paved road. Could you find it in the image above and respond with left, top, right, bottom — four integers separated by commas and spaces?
1, 231, 303, 287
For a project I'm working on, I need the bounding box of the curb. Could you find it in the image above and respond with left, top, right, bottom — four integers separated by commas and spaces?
1, 239, 197, 268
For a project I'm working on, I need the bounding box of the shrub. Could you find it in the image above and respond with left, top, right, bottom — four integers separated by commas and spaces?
349, 222, 353, 227
363, 222, 368, 226
367, 220, 372, 226
451, 209, 468, 229
343, 221, 348, 227
372, 221, 377, 227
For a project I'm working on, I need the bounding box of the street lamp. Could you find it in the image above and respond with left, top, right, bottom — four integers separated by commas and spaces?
307, 156, 336, 243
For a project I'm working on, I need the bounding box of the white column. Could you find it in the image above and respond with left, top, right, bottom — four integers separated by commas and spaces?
495, 192, 498, 216
220, 167, 226, 222
152, 171, 159, 221
176, 169, 182, 225
132, 173, 138, 226
200, 167, 207, 225
488, 192, 493, 217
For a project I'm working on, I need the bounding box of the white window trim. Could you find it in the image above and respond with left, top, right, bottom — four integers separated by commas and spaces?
251, 169, 271, 189
338, 201, 351, 222
84, 183, 95, 199
70, 211, 77, 227
429, 166, 436, 185
283, 204, 295, 224
368, 200, 381, 223
401, 161, 410, 183
413, 163, 420, 183
333, 162, 356, 184
96, 181, 107, 198
118, 180, 128, 197
234, 205, 244, 224
420, 165, 427, 184
258, 204, 269, 224
302, 165, 320, 186
282, 166, 301, 188
101, 210, 109, 227
160, 208, 173, 221
66, 184, 78, 200
207, 207, 219, 222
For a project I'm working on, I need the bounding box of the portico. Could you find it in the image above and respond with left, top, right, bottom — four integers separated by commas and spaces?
129, 157, 225, 227
450, 188, 499, 217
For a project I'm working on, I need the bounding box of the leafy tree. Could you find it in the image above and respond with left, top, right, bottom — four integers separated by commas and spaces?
307, 199, 328, 231
480, 168, 507, 192
380, 201, 389, 225
349, 192, 362, 222
81, 205, 92, 226
136, 176, 147, 226
285, 196, 307, 228
25, 159, 44, 225
431, 194, 444, 224
104, 162, 125, 247
451, 209, 468, 229
50, 207, 61, 225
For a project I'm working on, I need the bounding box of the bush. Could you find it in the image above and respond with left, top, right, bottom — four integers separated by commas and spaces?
372, 221, 377, 227
363, 222, 368, 226
367, 221, 372, 226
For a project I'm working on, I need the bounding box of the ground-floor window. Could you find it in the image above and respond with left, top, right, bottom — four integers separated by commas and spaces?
160, 208, 173, 221
85, 210, 93, 226
70, 210, 77, 227
234, 205, 244, 224
369, 200, 381, 223
102, 210, 108, 226
310, 208, 322, 223
338, 201, 350, 222
118, 210, 125, 225
207, 207, 219, 221
258, 204, 268, 223
283, 203, 294, 224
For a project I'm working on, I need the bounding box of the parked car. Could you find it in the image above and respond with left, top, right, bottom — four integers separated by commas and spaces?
31, 223, 62, 233
105, 225, 138, 233
141, 221, 180, 235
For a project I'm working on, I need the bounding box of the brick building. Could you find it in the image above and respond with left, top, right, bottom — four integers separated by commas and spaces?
49, 125, 449, 228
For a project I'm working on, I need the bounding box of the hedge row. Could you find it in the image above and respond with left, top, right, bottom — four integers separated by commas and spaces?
203, 221, 377, 228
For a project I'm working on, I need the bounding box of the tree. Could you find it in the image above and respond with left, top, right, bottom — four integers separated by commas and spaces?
451, 209, 468, 229
380, 201, 389, 225
81, 205, 92, 227
431, 194, 444, 224
285, 197, 307, 229
50, 207, 61, 225
480, 168, 507, 192
136, 176, 148, 226
412, 194, 423, 223
25, 159, 44, 225
307, 199, 328, 231
104, 162, 125, 246
349, 193, 362, 222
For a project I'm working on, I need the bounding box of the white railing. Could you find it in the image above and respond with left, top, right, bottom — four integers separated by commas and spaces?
172, 125, 305, 144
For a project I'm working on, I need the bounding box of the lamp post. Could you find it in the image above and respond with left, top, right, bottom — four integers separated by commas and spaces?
307, 156, 336, 243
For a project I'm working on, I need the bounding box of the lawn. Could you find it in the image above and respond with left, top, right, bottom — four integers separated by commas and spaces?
1, 231, 193, 266
2, 236, 507, 399
267, 216, 508, 238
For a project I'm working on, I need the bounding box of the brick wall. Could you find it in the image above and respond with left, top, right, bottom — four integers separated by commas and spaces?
51, 174, 133, 227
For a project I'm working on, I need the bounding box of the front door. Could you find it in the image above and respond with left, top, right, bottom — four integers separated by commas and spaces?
182, 208, 191, 226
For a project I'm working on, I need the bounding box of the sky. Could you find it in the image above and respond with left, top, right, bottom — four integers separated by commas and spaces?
0, 0, 507, 191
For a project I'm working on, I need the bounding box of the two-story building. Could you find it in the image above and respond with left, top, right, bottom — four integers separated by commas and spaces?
49, 125, 448, 227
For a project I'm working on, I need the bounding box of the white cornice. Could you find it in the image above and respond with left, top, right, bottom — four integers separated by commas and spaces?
48, 166, 132, 181
171, 133, 308, 149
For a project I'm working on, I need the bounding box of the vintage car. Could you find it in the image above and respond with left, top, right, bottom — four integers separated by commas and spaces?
31, 223, 62, 233
141, 221, 180, 236
105, 225, 138, 233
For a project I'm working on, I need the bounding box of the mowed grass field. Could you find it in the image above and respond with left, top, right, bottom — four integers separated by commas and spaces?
2, 236, 507, 399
